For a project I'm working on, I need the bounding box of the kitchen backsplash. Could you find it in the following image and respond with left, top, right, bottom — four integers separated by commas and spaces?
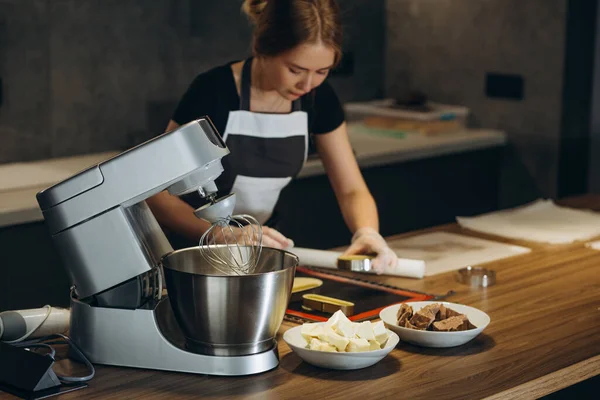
1, 0, 575, 207
385, 0, 568, 202
0, 0, 384, 164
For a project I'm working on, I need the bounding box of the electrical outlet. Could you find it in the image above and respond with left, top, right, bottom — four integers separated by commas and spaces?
485, 73, 524, 100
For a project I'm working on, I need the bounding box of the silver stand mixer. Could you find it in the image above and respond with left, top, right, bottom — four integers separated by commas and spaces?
35, 118, 294, 376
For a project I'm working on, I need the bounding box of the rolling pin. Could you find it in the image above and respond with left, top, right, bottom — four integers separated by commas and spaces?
289, 247, 425, 279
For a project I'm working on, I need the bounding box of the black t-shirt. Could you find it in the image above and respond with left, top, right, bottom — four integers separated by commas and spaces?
165, 61, 345, 249
171, 61, 346, 137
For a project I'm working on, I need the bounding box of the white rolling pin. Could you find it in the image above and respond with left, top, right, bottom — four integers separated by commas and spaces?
289, 247, 425, 279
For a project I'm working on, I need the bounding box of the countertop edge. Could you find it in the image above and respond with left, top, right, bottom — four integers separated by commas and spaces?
299, 131, 506, 178
482, 354, 600, 400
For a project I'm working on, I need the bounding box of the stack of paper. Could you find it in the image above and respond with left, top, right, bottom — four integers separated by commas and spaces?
456, 199, 600, 244
388, 232, 530, 276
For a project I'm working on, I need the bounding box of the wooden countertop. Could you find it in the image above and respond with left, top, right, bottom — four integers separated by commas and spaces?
2, 195, 599, 400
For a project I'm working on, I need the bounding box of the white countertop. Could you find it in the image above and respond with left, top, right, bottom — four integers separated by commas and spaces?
0, 152, 120, 228
0, 127, 505, 228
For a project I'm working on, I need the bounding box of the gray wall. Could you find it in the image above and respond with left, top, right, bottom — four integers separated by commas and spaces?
385, 0, 568, 205
590, 1, 600, 193
0, 0, 384, 164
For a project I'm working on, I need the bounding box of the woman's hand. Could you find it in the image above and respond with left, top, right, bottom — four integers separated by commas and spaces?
262, 226, 294, 249
342, 227, 398, 274
210, 224, 293, 249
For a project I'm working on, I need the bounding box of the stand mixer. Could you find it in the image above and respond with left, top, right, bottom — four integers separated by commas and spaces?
35, 118, 296, 376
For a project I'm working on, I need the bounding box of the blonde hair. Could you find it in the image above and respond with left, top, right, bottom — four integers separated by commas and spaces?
241, 0, 343, 66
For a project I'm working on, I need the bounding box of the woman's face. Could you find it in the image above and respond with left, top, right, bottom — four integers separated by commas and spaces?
263, 42, 336, 101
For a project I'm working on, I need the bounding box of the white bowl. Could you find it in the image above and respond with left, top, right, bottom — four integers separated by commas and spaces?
379, 301, 490, 348
282, 323, 399, 370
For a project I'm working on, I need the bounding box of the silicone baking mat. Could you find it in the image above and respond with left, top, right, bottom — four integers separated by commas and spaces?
285, 266, 435, 323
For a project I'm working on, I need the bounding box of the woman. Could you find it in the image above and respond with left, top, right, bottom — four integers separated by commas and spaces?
147, 0, 398, 273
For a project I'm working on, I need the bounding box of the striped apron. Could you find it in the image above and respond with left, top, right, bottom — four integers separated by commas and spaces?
217, 57, 309, 224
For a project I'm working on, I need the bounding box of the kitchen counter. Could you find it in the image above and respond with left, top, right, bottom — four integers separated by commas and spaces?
0, 152, 119, 229
300, 125, 506, 178
0, 127, 505, 229
1, 194, 597, 400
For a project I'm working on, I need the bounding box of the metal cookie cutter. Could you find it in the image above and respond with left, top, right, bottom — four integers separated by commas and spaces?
456, 266, 496, 288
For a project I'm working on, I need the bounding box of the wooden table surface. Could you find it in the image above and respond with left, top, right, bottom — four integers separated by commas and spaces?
3, 195, 600, 399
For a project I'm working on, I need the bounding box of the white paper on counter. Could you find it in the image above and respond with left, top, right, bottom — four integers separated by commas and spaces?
387, 232, 530, 276
456, 199, 600, 244
289, 247, 425, 279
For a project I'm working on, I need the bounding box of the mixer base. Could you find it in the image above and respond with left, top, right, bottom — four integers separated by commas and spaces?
69, 296, 280, 376
184, 337, 276, 357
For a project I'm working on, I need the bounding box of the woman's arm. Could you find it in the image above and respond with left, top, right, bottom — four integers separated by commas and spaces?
146, 120, 293, 248
146, 190, 212, 242
315, 122, 397, 273
314, 122, 378, 233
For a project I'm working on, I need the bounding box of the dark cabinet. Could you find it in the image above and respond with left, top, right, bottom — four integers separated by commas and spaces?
275, 147, 503, 249
0, 222, 70, 310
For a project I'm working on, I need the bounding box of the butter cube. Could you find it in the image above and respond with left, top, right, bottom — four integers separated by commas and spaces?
325, 310, 351, 331
337, 319, 357, 339
319, 342, 338, 352
372, 321, 390, 345
318, 326, 350, 351
368, 340, 382, 351
309, 338, 323, 350
356, 321, 375, 341
347, 338, 370, 352
309, 338, 337, 352
301, 323, 324, 341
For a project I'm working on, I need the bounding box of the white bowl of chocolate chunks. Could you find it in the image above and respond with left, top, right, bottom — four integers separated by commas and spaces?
379, 301, 490, 348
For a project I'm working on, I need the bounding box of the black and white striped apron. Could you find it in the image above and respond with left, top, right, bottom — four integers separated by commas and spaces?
216, 57, 309, 224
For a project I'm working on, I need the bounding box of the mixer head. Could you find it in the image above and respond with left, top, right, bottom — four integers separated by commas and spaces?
194, 193, 237, 222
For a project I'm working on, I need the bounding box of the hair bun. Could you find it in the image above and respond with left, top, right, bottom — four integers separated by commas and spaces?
242, 0, 268, 25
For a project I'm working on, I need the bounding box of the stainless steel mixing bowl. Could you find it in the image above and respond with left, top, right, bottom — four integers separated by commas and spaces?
161, 246, 297, 356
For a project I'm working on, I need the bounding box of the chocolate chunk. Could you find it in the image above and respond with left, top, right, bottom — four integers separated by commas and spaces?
432, 315, 468, 331
432, 315, 477, 331
437, 304, 463, 321
445, 307, 463, 319
409, 304, 440, 330
404, 319, 424, 330
421, 304, 441, 316
396, 304, 413, 326
465, 319, 477, 330
438, 304, 448, 320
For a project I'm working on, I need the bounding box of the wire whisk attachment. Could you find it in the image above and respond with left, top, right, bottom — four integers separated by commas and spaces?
198, 214, 263, 275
